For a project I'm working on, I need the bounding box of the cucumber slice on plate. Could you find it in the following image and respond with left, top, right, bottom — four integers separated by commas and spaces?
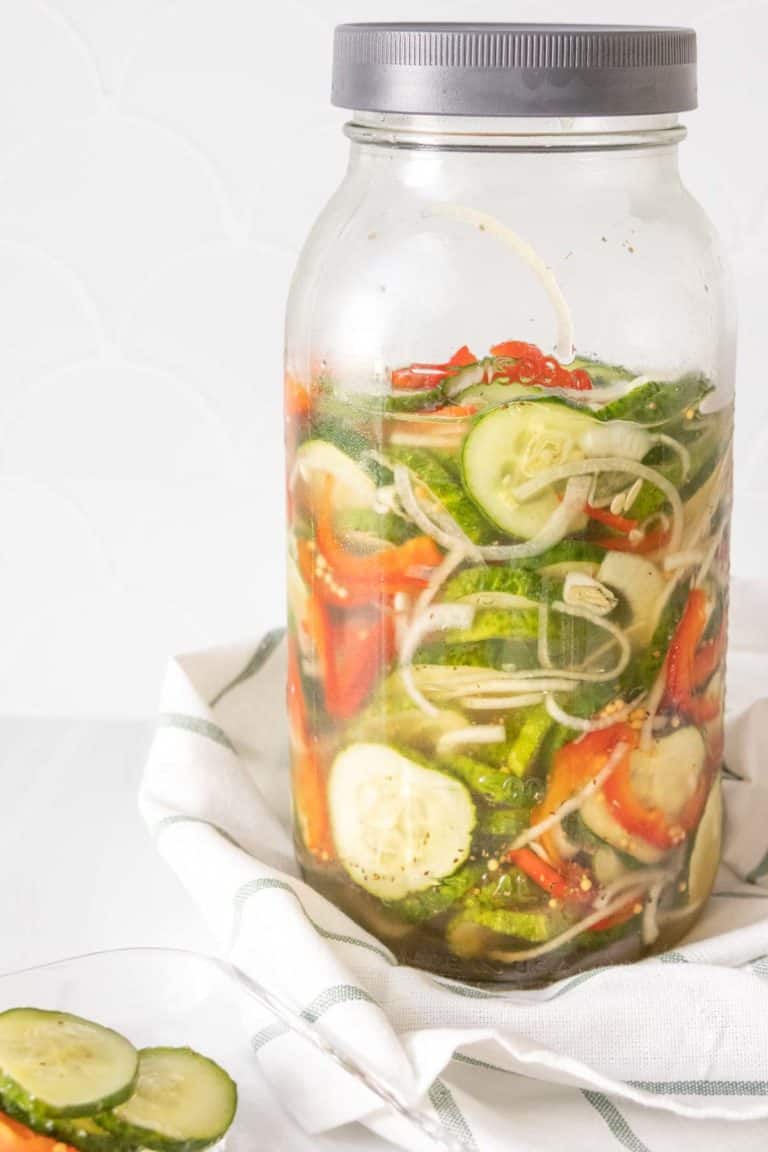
98, 1047, 236, 1152
328, 743, 476, 901
0, 1008, 137, 1119
461, 401, 597, 538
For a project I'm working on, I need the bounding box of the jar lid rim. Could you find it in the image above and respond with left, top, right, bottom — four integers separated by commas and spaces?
332, 23, 697, 118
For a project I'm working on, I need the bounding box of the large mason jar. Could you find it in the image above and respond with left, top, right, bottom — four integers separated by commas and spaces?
285, 24, 734, 984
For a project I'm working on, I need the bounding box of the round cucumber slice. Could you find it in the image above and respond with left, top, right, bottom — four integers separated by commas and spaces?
0, 1008, 138, 1119
629, 727, 706, 823
461, 401, 597, 538
328, 743, 476, 901
296, 438, 377, 510
580, 792, 666, 865
98, 1047, 237, 1152
597, 552, 665, 648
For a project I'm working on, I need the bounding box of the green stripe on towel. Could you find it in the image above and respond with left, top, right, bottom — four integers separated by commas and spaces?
629, 1080, 768, 1096
210, 629, 284, 707
157, 712, 235, 751
428, 1079, 478, 1151
231, 877, 396, 965
582, 1092, 653, 1152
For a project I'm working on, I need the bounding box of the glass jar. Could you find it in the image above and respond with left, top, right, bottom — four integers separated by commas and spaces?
285, 24, 734, 985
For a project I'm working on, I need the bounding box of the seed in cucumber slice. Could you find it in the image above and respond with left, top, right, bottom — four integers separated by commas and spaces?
461, 401, 597, 539
0, 1009, 138, 1119
328, 744, 476, 901
97, 1047, 236, 1152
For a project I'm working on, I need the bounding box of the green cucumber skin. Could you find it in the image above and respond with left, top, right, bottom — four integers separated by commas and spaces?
97, 1048, 237, 1152
520, 541, 606, 570
595, 375, 711, 426
620, 580, 690, 696
441, 566, 544, 603
388, 864, 484, 922
306, 415, 392, 486
479, 809, 531, 842
439, 753, 544, 807
335, 508, 416, 546
0, 1094, 134, 1152
506, 704, 553, 778
0, 1066, 137, 1123
455, 902, 568, 944
386, 445, 498, 544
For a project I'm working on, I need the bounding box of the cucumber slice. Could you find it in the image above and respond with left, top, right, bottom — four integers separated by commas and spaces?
568, 357, 635, 388
687, 774, 722, 906
453, 903, 568, 945
441, 565, 543, 604
595, 376, 711, 426
478, 808, 531, 843
457, 381, 548, 407
328, 744, 476, 901
580, 792, 666, 865
386, 445, 497, 544
461, 401, 597, 538
630, 727, 706, 822
597, 553, 665, 648
0, 1009, 137, 1119
388, 863, 484, 922
622, 578, 690, 695
305, 414, 393, 486
296, 439, 378, 511
49, 1115, 125, 1152
335, 508, 415, 548
506, 704, 553, 778
438, 752, 544, 807
522, 540, 606, 571
98, 1047, 236, 1152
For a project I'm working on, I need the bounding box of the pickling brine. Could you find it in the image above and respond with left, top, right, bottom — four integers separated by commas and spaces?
285, 23, 733, 984
286, 344, 731, 982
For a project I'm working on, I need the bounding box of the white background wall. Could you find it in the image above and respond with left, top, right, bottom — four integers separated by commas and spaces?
0, 0, 765, 716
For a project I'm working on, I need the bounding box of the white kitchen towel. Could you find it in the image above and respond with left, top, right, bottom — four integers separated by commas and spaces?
140, 590, 768, 1152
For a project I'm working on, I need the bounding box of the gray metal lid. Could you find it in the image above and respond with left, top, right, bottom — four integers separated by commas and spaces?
332, 23, 697, 117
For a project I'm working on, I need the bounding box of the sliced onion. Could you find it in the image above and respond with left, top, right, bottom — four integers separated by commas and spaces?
457, 591, 539, 611
510, 741, 629, 851
399, 603, 476, 716
551, 600, 631, 680
429, 202, 574, 362
436, 724, 506, 754
642, 880, 666, 946
663, 550, 704, 573
454, 675, 580, 695
393, 465, 481, 560
487, 887, 653, 963
414, 548, 467, 617
512, 457, 683, 551
653, 433, 691, 481
537, 601, 552, 669
475, 475, 592, 562
461, 693, 547, 711
388, 431, 464, 449
695, 520, 727, 588
593, 868, 672, 911
544, 694, 635, 733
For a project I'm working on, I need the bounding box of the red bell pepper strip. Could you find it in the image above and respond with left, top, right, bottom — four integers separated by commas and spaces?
490, 339, 545, 361
591, 898, 642, 933
322, 606, 396, 720
589, 526, 670, 555
285, 374, 312, 418
314, 479, 442, 596
288, 636, 335, 861
507, 847, 593, 905
391, 345, 479, 390
664, 588, 722, 724
447, 344, 477, 367
693, 619, 727, 687
532, 724, 637, 865
603, 755, 712, 851
585, 503, 639, 534
0, 1109, 77, 1150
